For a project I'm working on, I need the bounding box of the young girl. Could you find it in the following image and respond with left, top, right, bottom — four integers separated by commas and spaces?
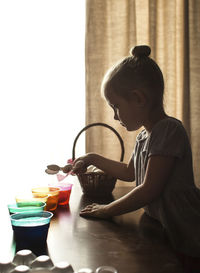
64, 45, 200, 272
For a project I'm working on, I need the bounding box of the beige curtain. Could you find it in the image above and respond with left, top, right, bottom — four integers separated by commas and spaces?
85, 0, 200, 187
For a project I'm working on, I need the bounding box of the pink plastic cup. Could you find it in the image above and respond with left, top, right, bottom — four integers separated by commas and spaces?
57, 183, 73, 206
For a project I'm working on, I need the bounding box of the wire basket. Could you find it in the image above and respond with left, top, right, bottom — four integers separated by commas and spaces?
72, 123, 125, 196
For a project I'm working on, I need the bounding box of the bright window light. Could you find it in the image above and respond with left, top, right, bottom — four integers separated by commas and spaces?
0, 1, 86, 203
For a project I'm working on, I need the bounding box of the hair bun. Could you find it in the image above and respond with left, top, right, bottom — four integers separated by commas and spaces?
131, 45, 151, 58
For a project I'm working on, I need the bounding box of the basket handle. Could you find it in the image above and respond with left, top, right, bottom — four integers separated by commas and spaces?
72, 122, 125, 162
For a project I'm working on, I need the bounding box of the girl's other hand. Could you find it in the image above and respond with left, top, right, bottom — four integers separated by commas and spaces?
79, 203, 110, 219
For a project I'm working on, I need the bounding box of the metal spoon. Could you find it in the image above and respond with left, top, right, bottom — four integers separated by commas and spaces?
45, 164, 64, 175
45, 164, 73, 175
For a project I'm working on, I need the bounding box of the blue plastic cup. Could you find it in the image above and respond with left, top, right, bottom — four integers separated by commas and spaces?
10, 211, 53, 251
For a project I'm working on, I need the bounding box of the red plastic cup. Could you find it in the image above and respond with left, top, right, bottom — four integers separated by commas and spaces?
57, 183, 73, 206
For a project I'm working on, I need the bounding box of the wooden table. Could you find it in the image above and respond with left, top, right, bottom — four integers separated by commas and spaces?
0, 180, 184, 273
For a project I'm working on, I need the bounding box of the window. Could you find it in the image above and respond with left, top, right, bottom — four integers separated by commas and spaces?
0, 1, 85, 202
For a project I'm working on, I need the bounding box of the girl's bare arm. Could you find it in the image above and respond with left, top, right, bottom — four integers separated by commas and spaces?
72, 153, 135, 182
80, 155, 175, 218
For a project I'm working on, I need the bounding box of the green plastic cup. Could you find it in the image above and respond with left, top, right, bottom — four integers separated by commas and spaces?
8, 201, 46, 214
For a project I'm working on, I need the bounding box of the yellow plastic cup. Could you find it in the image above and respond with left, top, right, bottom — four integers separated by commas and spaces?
32, 187, 60, 211
15, 194, 48, 204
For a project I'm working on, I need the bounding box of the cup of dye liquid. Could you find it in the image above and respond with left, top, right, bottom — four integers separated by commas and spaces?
8, 201, 46, 215
10, 211, 53, 251
15, 194, 49, 204
56, 183, 73, 206
32, 187, 60, 211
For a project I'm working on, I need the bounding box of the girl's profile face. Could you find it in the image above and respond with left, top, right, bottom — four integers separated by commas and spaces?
104, 87, 144, 131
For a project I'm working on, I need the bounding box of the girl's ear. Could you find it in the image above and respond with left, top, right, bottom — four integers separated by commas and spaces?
131, 90, 147, 107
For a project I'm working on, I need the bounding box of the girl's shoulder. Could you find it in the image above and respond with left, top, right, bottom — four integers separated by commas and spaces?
157, 116, 182, 126
147, 116, 190, 158
151, 116, 187, 138
136, 116, 186, 143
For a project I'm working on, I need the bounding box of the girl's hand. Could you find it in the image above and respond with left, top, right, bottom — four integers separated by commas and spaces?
72, 154, 93, 174
73, 159, 87, 174
79, 203, 110, 219
62, 164, 73, 174
63, 155, 91, 174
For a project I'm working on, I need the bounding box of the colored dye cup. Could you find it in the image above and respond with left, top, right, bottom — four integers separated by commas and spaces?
57, 183, 73, 206
15, 195, 49, 204
49, 183, 73, 206
32, 187, 60, 211
10, 211, 53, 251
8, 201, 46, 214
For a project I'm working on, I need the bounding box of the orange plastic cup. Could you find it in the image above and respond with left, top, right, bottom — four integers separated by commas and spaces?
32, 187, 60, 211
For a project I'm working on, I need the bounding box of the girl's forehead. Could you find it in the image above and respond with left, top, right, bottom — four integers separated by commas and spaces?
103, 85, 112, 98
